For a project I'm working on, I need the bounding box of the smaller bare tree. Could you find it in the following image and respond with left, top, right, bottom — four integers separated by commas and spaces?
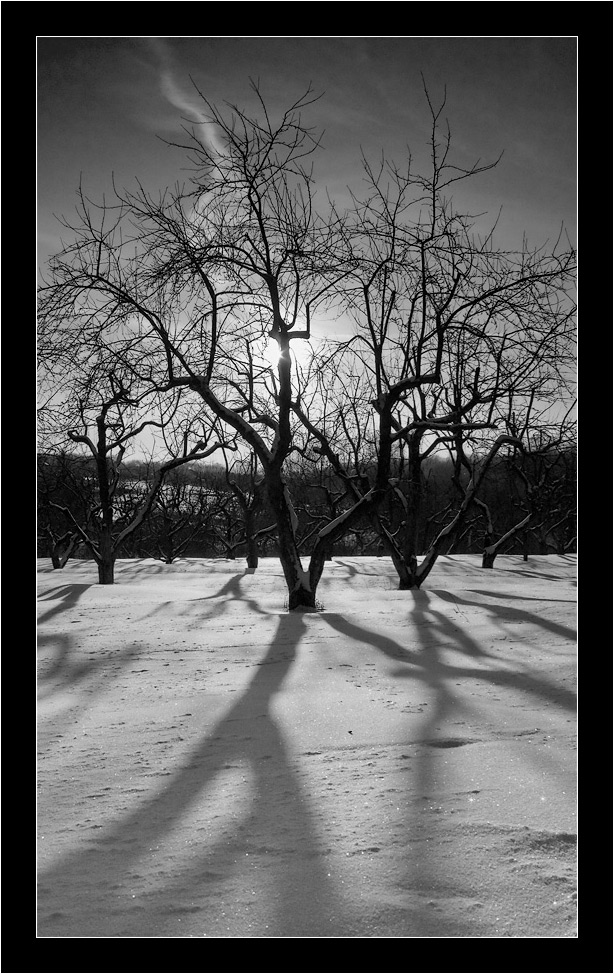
37, 451, 86, 568
44, 378, 233, 583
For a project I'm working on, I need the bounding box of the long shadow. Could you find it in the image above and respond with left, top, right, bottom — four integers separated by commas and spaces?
37, 631, 143, 699
37, 634, 143, 702
141, 572, 269, 625
324, 595, 484, 935
431, 589, 576, 642
333, 558, 390, 577
37, 612, 339, 938
37, 583, 93, 625
193, 572, 262, 607
468, 588, 576, 605
37, 578, 144, 697
38, 583, 114, 708
396, 591, 576, 721
37, 629, 150, 762
322, 591, 575, 935
324, 598, 576, 714
503, 568, 574, 582
401, 590, 477, 934
114, 559, 170, 578
321, 606, 491, 669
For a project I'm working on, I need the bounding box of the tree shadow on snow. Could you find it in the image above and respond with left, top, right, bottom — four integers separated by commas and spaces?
191, 571, 266, 611
399, 590, 480, 935
321, 590, 576, 936
431, 589, 576, 643
387, 592, 577, 713
37, 612, 340, 938
37, 630, 144, 700
320, 612, 423, 664
332, 557, 394, 577
37, 583, 93, 625
499, 567, 574, 582
321, 597, 491, 935
467, 587, 576, 606
141, 572, 269, 625
37, 631, 151, 756
37, 580, 144, 702
115, 559, 170, 578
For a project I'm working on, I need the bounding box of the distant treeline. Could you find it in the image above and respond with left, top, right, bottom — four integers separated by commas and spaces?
38, 445, 576, 568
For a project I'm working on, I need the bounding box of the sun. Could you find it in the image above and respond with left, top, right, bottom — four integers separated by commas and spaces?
265, 338, 282, 368
264, 336, 315, 373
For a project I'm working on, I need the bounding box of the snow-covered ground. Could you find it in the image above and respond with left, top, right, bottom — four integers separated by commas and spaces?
37, 554, 577, 938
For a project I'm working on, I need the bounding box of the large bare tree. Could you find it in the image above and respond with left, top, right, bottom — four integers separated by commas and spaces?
38, 85, 362, 606
307, 83, 576, 588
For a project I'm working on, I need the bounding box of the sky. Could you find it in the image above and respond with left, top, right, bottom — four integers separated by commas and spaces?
37, 36, 577, 269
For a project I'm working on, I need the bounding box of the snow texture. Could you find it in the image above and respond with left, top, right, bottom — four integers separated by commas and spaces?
37, 554, 577, 938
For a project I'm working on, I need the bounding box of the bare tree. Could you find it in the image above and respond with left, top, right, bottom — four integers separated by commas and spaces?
311, 81, 576, 588
483, 409, 576, 566
216, 451, 275, 571
38, 84, 364, 607
37, 451, 87, 568
37, 362, 232, 583
125, 463, 217, 564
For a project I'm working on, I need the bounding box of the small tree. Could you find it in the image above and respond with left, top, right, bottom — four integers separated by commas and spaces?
127, 464, 217, 563
38, 368, 232, 583
37, 451, 87, 567
208, 450, 273, 570
494, 412, 576, 564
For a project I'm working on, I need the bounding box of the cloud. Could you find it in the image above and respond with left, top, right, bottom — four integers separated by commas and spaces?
149, 38, 226, 159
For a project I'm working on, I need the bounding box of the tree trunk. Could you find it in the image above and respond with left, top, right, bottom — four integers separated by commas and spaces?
245, 510, 259, 570
482, 513, 532, 569
287, 583, 317, 611
482, 549, 496, 569
398, 575, 420, 590
48, 531, 79, 569
394, 552, 418, 589
370, 509, 420, 588
266, 475, 321, 610
97, 528, 115, 584
97, 559, 115, 584
246, 543, 259, 571
401, 443, 424, 580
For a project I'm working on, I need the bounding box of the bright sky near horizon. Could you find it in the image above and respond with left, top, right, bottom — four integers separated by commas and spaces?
37, 35, 577, 271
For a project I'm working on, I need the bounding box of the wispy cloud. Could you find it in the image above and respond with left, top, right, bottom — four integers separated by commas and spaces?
149, 38, 226, 158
